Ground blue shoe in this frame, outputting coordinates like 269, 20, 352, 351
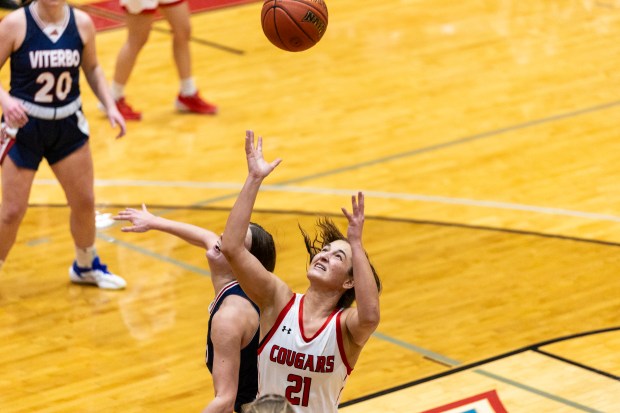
69, 257, 126, 290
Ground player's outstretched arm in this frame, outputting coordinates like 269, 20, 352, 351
114, 204, 218, 249
342, 192, 380, 347
221, 131, 289, 310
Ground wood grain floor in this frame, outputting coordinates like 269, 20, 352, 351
1, 0, 619, 411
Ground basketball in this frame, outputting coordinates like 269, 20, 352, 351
261, 0, 329, 52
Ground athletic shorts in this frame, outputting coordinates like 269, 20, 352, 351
120, 0, 184, 15
1, 110, 90, 171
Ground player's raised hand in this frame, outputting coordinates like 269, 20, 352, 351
113, 204, 155, 232
341, 192, 365, 243
245, 130, 281, 180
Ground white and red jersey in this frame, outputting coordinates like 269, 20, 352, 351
257, 293, 352, 413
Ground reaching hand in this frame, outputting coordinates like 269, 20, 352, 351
245, 130, 282, 180
113, 204, 155, 232
341, 192, 365, 243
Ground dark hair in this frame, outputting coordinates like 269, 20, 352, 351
299, 217, 381, 308
249, 222, 276, 272
242, 394, 294, 413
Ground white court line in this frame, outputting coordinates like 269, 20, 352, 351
34, 178, 620, 223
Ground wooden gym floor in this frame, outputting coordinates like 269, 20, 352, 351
1, 0, 619, 412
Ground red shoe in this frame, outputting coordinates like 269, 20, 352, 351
116, 97, 142, 121
175, 92, 218, 115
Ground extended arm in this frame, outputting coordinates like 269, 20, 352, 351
114, 204, 218, 249
220, 131, 289, 311
342, 192, 380, 346
75, 9, 126, 139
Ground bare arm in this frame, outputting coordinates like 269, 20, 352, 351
202, 298, 256, 413
220, 131, 291, 313
342, 193, 380, 347
114, 204, 218, 249
0, 10, 28, 130
75, 9, 126, 139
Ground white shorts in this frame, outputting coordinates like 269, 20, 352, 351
120, 0, 183, 15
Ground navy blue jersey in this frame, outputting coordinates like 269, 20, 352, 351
10, 4, 82, 107
206, 281, 259, 412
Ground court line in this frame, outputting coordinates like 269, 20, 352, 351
533, 348, 619, 380
76, 3, 246, 54
340, 327, 620, 411
474, 369, 606, 413
97, 232, 212, 277
33, 179, 620, 223
275, 100, 620, 186
372, 331, 460, 367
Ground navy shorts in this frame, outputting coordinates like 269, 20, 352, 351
1, 110, 89, 171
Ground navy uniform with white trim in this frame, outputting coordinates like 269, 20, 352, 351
206, 281, 260, 412
4, 2, 89, 170
0, 0, 126, 289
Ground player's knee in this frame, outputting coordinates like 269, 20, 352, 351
171, 24, 191, 43
128, 33, 150, 52
69, 193, 95, 214
0, 203, 27, 226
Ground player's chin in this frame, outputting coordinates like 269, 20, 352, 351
306, 268, 326, 280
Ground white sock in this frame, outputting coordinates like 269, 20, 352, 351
179, 77, 197, 96
111, 81, 125, 101
76, 246, 97, 268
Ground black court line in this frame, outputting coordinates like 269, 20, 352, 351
338, 326, 620, 408
151, 26, 245, 55
75, 3, 245, 55
275, 99, 620, 186
533, 348, 620, 381
29, 203, 620, 249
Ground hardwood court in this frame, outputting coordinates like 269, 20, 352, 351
1, 0, 620, 412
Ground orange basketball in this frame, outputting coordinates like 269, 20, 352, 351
261, 0, 329, 52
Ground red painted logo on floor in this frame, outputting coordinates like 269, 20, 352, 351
418, 390, 508, 413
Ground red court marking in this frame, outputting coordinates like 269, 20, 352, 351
419, 390, 508, 413
84, 0, 258, 31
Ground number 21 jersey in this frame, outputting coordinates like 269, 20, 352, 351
257, 293, 352, 412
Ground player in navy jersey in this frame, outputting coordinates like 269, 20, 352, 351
221, 131, 382, 412
113, 204, 276, 413
0, 0, 127, 288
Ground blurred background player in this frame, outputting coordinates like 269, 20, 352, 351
109, 0, 217, 120
114, 204, 276, 412
0, 0, 127, 289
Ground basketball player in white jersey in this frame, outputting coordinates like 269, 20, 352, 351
221, 131, 381, 413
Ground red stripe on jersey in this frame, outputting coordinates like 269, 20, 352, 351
257, 293, 296, 354
335, 310, 352, 375
208, 280, 238, 314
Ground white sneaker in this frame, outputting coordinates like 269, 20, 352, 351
69, 257, 126, 290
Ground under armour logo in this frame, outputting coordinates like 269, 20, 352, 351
282, 326, 292, 334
